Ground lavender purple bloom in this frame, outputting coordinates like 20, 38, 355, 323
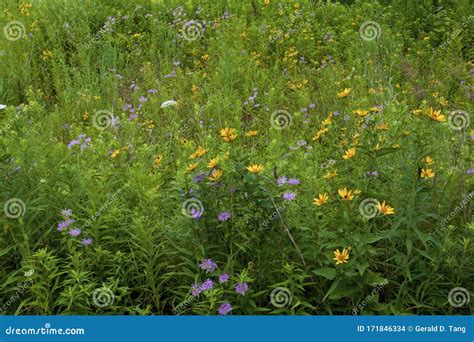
277, 176, 288, 186
235, 282, 249, 295
57, 219, 74, 231
200, 279, 214, 291
82, 238, 93, 246
218, 302, 232, 315
287, 178, 300, 185
219, 273, 229, 283
199, 259, 218, 273
218, 211, 231, 222
191, 283, 202, 297
68, 228, 81, 237
282, 192, 296, 201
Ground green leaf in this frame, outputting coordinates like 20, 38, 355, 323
357, 262, 370, 276
313, 268, 337, 280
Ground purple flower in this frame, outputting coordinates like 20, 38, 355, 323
287, 178, 300, 185
219, 273, 229, 283
147, 89, 158, 94
82, 238, 93, 246
200, 279, 214, 291
68, 134, 91, 151
235, 282, 249, 295
282, 191, 296, 201
139, 96, 148, 103
218, 302, 232, 315
191, 283, 202, 297
57, 219, 74, 231
60, 209, 72, 218
309, 103, 316, 109
193, 173, 205, 182
67, 139, 80, 149
333, 111, 340, 116
467, 168, 474, 175
68, 228, 81, 237
199, 259, 218, 273
218, 211, 231, 222
191, 208, 203, 220
277, 176, 288, 186
367, 170, 379, 177
296, 140, 307, 147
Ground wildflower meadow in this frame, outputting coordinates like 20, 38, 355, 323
0, 0, 473, 317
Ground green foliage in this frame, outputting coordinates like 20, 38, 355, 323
0, 0, 472, 315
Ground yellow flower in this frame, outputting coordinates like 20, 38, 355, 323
246, 164, 264, 174
323, 170, 337, 179
370, 106, 382, 113
343, 147, 356, 160
186, 162, 198, 172
41, 49, 53, 61
209, 169, 223, 181
353, 189, 362, 196
423, 156, 434, 165
82, 111, 89, 121
189, 146, 208, 159
377, 201, 395, 215
111, 149, 120, 158
321, 116, 332, 126
220, 127, 238, 142
207, 158, 219, 169
336, 88, 351, 99
245, 130, 259, 137
412, 109, 423, 116
338, 188, 355, 201
421, 168, 435, 178
376, 123, 389, 130
427, 107, 446, 122
333, 248, 351, 265
154, 154, 163, 167
353, 109, 368, 117
264, 0, 270, 5
312, 127, 329, 141
313, 193, 329, 206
